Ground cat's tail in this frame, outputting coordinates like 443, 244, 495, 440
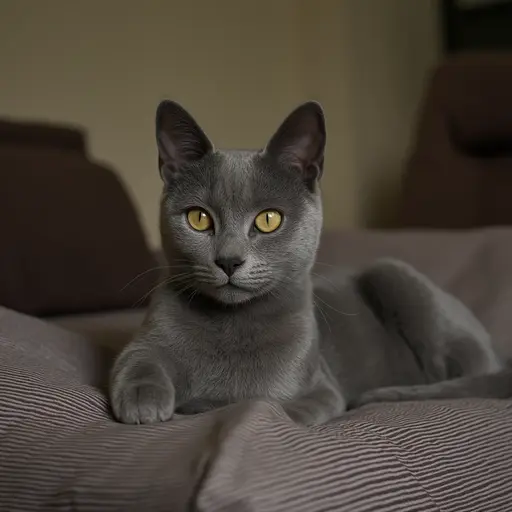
353, 366, 512, 408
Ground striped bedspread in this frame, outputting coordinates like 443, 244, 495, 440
1, 306, 512, 512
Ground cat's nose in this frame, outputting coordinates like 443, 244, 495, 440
215, 257, 245, 277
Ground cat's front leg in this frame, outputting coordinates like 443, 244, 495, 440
281, 376, 346, 426
110, 343, 176, 424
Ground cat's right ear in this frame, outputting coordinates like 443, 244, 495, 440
156, 100, 213, 182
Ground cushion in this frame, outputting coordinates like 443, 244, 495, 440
0, 120, 157, 316
433, 53, 512, 152
0, 118, 86, 153
49, 308, 147, 350
397, 53, 512, 229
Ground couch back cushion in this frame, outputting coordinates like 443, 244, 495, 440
0, 123, 157, 316
440, 54, 512, 156
397, 52, 512, 229
0, 118, 87, 153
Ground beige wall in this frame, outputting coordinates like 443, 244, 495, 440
341, 0, 441, 226
0, 0, 439, 247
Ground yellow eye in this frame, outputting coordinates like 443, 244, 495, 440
187, 209, 213, 231
254, 210, 282, 233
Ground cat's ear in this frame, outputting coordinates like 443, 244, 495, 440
156, 100, 213, 182
264, 101, 326, 189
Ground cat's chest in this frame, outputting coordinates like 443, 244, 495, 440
174, 311, 313, 402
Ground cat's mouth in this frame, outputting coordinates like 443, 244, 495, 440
197, 271, 272, 305
210, 280, 259, 305
217, 281, 251, 292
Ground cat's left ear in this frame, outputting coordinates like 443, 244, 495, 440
264, 101, 326, 189
156, 100, 214, 182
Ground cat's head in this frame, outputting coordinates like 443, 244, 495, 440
156, 100, 325, 305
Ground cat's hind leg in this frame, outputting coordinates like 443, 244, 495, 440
353, 259, 505, 406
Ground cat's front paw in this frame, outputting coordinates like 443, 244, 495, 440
111, 369, 176, 425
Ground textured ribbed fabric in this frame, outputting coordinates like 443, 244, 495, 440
1, 306, 512, 512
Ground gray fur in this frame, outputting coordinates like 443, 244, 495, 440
110, 101, 510, 426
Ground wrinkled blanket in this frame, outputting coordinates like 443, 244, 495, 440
1, 306, 512, 511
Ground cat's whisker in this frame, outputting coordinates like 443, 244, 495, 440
270, 270, 357, 316
314, 261, 339, 269
265, 275, 301, 302
311, 272, 342, 292
174, 282, 198, 301
131, 272, 193, 308
187, 289, 198, 306
121, 265, 191, 291
193, 271, 215, 278
313, 299, 332, 334
313, 292, 359, 317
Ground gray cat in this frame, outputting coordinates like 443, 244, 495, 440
110, 100, 510, 426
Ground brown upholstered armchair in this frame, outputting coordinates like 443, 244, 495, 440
397, 53, 512, 228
